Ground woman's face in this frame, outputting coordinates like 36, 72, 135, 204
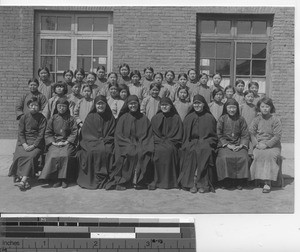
225, 88, 234, 99
57, 104, 68, 115
72, 85, 80, 95
160, 103, 171, 113
150, 87, 159, 98
39, 69, 49, 82
28, 102, 40, 114
97, 69, 106, 79
226, 105, 237, 116
28, 82, 39, 93
120, 67, 129, 77
200, 75, 208, 85
236, 83, 245, 93
128, 101, 139, 113
120, 89, 128, 100
87, 74, 96, 85
154, 75, 163, 84
193, 101, 204, 113
178, 76, 187, 86
144, 69, 153, 80
109, 86, 118, 98
64, 72, 73, 83
188, 70, 197, 81
214, 91, 223, 102
76, 72, 84, 82
82, 87, 92, 99
245, 93, 254, 104
55, 85, 64, 95
131, 74, 140, 84
108, 74, 117, 85
250, 84, 258, 95
213, 74, 222, 85
96, 101, 106, 113
178, 89, 188, 100
165, 72, 174, 83
260, 102, 271, 115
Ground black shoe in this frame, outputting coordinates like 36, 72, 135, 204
53, 181, 62, 188
62, 180, 68, 189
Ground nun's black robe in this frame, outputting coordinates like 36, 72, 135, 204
106, 97, 154, 189
149, 102, 183, 189
77, 101, 116, 189
178, 109, 217, 190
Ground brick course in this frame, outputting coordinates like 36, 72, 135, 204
0, 6, 294, 142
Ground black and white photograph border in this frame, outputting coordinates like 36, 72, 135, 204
0, 0, 298, 251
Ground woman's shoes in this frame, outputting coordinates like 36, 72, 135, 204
13, 176, 21, 183
190, 186, 197, 194
53, 181, 62, 188
262, 184, 271, 193
116, 185, 126, 191
17, 181, 31, 191
62, 180, 68, 189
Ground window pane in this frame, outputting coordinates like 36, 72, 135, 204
57, 57, 71, 71
252, 60, 266, 75
236, 43, 251, 58
216, 21, 231, 34
200, 59, 215, 76
41, 39, 55, 54
236, 60, 250, 75
41, 16, 56, 30
200, 42, 215, 58
252, 43, 266, 58
78, 40, 92, 55
77, 57, 91, 71
216, 60, 230, 75
216, 42, 231, 58
93, 40, 107, 55
237, 21, 251, 34
252, 21, 267, 34
200, 20, 215, 33
57, 17, 71, 31
78, 17, 93, 31
94, 17, 109, 31
41, 56, 55, 71
57, 39, 71, 55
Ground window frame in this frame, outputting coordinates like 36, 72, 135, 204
34, 11, 113, 82
196, 14, 273, 94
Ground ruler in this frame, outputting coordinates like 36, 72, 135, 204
0, 217, 196, 252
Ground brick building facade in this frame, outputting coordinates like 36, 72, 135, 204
0, 6, 294, 142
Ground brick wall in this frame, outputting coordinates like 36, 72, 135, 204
0, 6, 294, 142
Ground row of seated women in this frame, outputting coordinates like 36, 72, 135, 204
9, 94, 282, 194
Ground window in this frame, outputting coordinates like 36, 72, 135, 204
197, 14, 273, 94
35, 12, 113, 82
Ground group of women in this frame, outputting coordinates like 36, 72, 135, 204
9, 65, 282, 194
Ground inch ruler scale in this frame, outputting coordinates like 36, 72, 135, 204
0, 217, 196, 252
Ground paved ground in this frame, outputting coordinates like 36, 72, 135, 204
0, 140, 294, 214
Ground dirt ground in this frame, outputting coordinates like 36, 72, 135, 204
0, 140, 294, 214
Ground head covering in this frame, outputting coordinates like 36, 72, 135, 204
90, 95, 113, 117
118, 95, 142, 119
186, 94, 210, 116
157, 97, 178, 116
222, 98, 240, 117
53, 97, 70, 116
